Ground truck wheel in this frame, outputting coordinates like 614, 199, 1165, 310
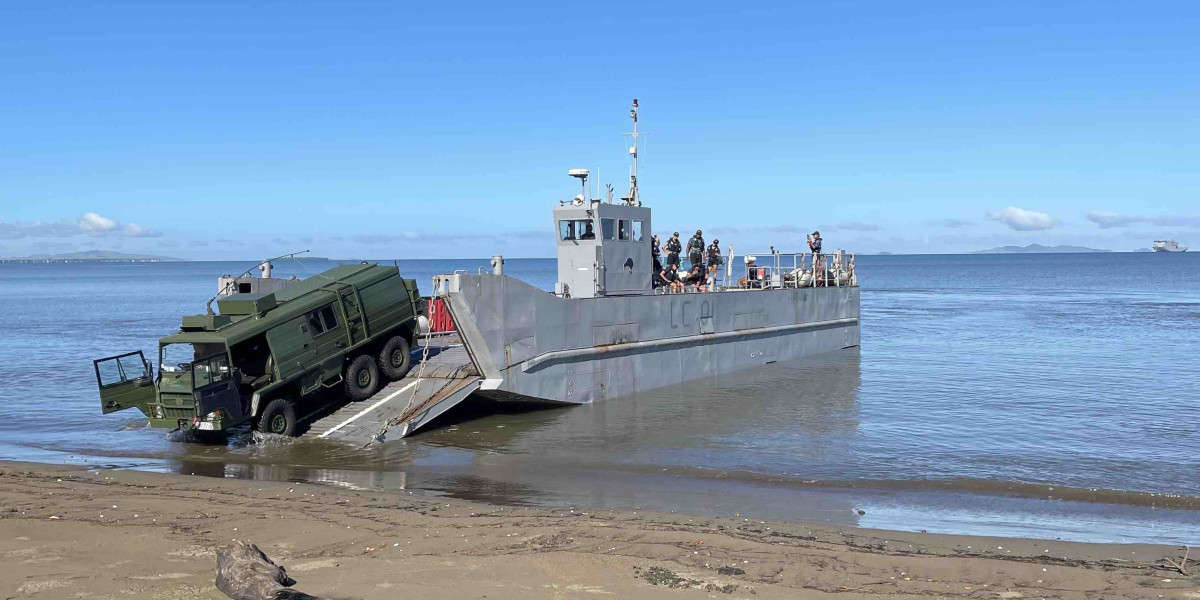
378, 335, 412, 380
345, 354, 380, 401
257, 398, 296, 437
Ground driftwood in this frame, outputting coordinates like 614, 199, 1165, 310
1163, 546, 1190, 576
215, 540, 322, 600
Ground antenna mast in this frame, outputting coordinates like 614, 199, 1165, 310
625, 98, 641, 206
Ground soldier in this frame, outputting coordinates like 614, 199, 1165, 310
683, 263, 706, 292
705, 238, 722, 283
806, 230, 822, 255
664, 232, 682, 268
687, 229, 705, 271
660, 263, 684, 293
651, 235, 664, 289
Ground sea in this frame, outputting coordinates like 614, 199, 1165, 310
2, 253, 1198, 545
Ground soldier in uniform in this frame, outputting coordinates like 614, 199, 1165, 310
683, 263, 707, 292
665, 232, 682, 268
705, 238, 722, 283
686, 229, 705, 272
651, 235, 664, 289
660, 263, 684, 293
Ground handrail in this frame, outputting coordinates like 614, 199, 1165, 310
737, 250, 857, 289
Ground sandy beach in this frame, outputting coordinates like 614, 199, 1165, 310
1, 461, 1195, 599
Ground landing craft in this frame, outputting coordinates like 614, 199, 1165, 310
309, 100, 863, 442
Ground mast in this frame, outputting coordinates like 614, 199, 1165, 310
625, 98, 641, 206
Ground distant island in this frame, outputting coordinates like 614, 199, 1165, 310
1133, 248, 1153, 253
971, 244, 1110, 254
0, 250, 183, 263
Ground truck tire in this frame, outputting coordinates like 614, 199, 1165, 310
378, 335, 412, 380
344, 354, 380, 401
257, 398, 296, 437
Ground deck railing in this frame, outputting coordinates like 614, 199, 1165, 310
735, 250, 857, 289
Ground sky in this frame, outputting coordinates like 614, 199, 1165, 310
1, 1, 1198, 259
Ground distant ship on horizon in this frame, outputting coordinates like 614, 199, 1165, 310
1152, 240, 1188, 253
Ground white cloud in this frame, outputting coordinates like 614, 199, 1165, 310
77, 212, 118, 232
0, 212, 159, 239
986, 206, 1056, 231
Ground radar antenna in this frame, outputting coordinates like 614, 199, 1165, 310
623, 98, 642, 206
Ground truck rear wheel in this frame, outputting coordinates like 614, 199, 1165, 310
345, 354, 380, 401
378, 335, 412, 380
257, 398, 296, 437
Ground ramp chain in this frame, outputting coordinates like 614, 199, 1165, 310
368, 324, 438, 444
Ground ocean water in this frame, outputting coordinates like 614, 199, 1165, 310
2, 253, 1198, 544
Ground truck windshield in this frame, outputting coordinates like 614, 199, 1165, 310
160, 344, 196, 372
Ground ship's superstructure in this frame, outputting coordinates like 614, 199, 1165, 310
308, 100, 862, 441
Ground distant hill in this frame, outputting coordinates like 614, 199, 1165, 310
1133, 248, 1153, 253
971, 244, 1110, 254
0, 250, 183, 263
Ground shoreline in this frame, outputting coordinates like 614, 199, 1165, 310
2, 460, 1195, 599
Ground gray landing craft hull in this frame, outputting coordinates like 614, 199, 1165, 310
313, 274, 860, 441
444, 273, 860, 405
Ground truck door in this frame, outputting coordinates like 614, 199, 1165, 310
94, 351, 155, 415
191, 352, 244, 422
305, 303, 345, 383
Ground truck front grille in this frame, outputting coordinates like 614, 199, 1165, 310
161, 407, 195, 420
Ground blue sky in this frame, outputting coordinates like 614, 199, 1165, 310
1, 1, 1197, 258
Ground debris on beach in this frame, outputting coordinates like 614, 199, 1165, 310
636, 565, 738, 593
215, 540, 322, 600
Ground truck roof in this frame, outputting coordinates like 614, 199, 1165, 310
160, 263, 398, 347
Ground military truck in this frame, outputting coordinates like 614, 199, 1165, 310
93, 263, 424, 437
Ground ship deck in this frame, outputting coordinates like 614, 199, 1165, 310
304, 339, 481, 442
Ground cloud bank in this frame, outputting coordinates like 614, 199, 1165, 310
1086, 211, 1200, 229
0, 212, 160, 239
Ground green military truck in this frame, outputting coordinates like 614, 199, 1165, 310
93, 263, 424, 437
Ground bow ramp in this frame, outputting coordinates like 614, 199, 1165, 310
305, 341, 484, 442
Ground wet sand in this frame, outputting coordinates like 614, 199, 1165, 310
2, 461, 1196, 599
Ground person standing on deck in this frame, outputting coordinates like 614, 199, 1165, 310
706, 239, 722, 284
687, 229, 705, 272
807, 231, 824, 286
665, 232, 682, 268
651, 235, 664, 289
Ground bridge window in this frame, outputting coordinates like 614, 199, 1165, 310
601, 218, 615, 240
618, 219, 631, 240
633, 220, 644, 242
558, 219, 595, 241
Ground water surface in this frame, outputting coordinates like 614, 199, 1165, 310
2, 253, 1198, 544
